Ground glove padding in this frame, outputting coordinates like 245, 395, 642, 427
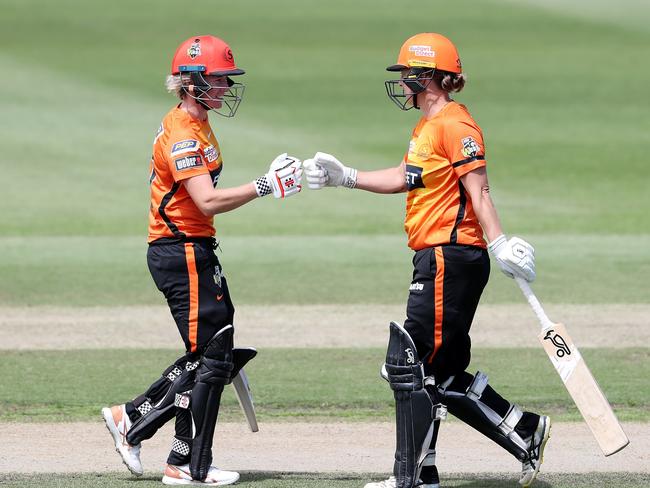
254, 153, 302, 198
304, 152, 357, 189
488, 235, 536, 282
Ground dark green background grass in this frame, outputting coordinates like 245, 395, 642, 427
3, 472, 650, 488
0, 0, 649, 307
2, 348, 647, 423
0, 234, 648, 305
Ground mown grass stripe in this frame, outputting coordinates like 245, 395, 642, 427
2, 348, 647, 423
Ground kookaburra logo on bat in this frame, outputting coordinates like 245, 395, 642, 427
543, 329, 571, 358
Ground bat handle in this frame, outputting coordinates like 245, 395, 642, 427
515, 277, 554, 330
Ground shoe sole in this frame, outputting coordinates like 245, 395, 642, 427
521, 418, 552, 488
101, 407, 143, 477
162, 474, 240, 486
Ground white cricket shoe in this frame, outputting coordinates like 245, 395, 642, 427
101, 404, 143, 476
519, 415, 551, 487
162, 464, 240, 486
364, 476, 396, 488
363, 475, 438, 488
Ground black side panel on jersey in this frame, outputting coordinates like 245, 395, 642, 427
158, 182, 185, 238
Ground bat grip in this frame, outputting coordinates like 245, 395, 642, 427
515, 277, 554, 330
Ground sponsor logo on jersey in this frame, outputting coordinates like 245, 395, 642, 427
204, 145, 219, 163
409, 282, 424, 291
408, 140, 416, 154
461, 136, 481, 158
174, 155, 203, 171
405, 164, 425, 190
188, 40, 201, 59
171, 139, 199, 156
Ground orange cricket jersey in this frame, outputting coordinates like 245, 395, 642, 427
148, 106, 224, 243
404, 101, 487, 251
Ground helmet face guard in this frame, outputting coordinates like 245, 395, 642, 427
182, 69, 245, 118
385, 68, 434, 111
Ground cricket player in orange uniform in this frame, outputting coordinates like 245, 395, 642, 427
102, 35, 302, 486
305, 33, 550, 488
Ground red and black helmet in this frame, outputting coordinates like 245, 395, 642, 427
171, 35, 245, 117
171, 35, 245, 76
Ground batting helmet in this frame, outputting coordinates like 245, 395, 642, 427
386, 33, 461, 74
385, 33, 462, 111
170, 35, 245, 117
171, 35, 245, 76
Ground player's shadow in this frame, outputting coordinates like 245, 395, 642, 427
123, 472, 554, 487
236, 472, 555, 487
449, 479, 553, 487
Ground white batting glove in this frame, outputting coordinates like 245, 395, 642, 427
488, 235, 536, 282
254, 153, 302, 198
303, 158, 327, 190
305, 152, 357, 189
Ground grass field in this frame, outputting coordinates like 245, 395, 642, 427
2, 348, 647, 423
1, 0, 648, 484
0, 0, 648, 307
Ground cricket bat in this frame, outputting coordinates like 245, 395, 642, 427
515, 277, 629, 456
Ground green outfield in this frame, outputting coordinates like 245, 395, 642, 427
0, 234, 648, 306
0, 0, 649, 307
2, 348, 647, 423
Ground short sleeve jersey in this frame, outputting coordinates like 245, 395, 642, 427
148, 106, 224, 243
404, 102, 487, 251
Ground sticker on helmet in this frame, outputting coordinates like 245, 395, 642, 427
174, 155, 203, 171
171, 139, 199, 156
225, 48, 233, 61
188, 39, 201, 59
461, 137, 481, 158
409, 45, 436, 58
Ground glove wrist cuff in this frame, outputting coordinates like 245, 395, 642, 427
487, 234, 507, 254
254, 175, 272, 197
343, 167, 358, 189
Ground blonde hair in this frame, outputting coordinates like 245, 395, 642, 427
165, 74, 189, 99
434, 71, 466, 93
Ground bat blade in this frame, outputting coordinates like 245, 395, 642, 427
232, 368, 259, 433
539, 322, 629, 456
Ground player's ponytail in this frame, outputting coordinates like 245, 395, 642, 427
434, 71, 466, 93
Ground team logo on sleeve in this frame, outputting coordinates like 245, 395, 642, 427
171, 139, 199, 156
203, 145, 220, 163
174, 155, 203, 171
461, 136, 481, 158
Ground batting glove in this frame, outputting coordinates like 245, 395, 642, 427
254, 153, 302, 198
488, 235, 536, 282
304, 152, 357, 189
